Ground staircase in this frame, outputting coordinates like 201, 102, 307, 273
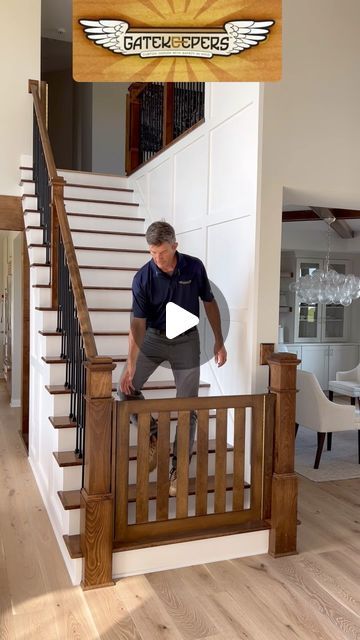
22, 158, 269, 584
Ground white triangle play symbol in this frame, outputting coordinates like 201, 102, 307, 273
166, 302, 199, 339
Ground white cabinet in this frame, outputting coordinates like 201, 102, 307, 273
285, 343, 359, 390
328, 345, 359, 381
301, 345, 329, 389
294, 258, 351, 343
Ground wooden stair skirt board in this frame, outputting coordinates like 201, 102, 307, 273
58, 470, 245, 510
64, 519, 270, 561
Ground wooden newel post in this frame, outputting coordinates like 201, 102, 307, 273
267, 352, 300, 557
80, 357, 116, 589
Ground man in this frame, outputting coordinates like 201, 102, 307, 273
118, 220, 227, 496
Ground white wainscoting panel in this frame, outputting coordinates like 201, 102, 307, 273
208, 106, 259, 220
209, 82, 260, 124
174, 135, 208, 230
148, 158, 174, 223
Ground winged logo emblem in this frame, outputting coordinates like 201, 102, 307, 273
79, 19, 275, 58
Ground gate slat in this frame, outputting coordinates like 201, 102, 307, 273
136, 413, 150, 524
176, 411, 190, 519
232, 407, 245, 511
214, 409, 227, 513
156, 411, 171, 521
196, 409, 209, 516
250, 397, 265, 517
115, 402, 130, 541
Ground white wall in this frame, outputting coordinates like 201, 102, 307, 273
130, 83, 262, 397
254, 0, 360, 389
92, 84, 128, 175
0, 0, 41, 195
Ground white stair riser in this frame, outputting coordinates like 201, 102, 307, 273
95, 335, 129, 354
28, 246, 47, 264
23, 195, 38, 210
64, 199, 140, 217
51, 394, 73, 415
60, 465, 82, 491
72, 231, 147, 251
64, 185, 134, 203
26, 228, 45, 245
67, 510, 81, 536
59, 170, 130, 190
57, 427, 77, 451
33, 287, 52, 307
68, 215, 144, 234
77, 249, 147, 269
81, 269, 136, 288
84, 289, 132, 308
20, 168, 33, 181
31, 266, 50, 285
24, 211, 41, 227
46, 363, 67, 386
40, 334, 62, 357
21, 181, 36, 195
38, 310, 131, 333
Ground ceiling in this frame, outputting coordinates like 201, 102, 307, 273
42, 0, 72, 42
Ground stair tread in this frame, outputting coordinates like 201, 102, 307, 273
46, 380, 210, 395
71, 229, 145, 237
68, 212, 145, 222
21, 178, 134, 193
40, 330, 129, 336
58, 469, 241, 509
63, 534, 82, 559
64, 196, 139, 207
43, 355, 127, 364
49, 416, 77, 429
64, 519, 271, 560
28, 243, 146, 254
53, 451, 82, 466
37, 307, 132, 313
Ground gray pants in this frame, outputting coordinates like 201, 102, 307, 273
117, 327, 200, 468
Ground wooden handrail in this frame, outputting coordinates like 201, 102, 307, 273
29, 80, 57, 181
29, 79, 97, 359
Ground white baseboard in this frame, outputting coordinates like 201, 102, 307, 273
112, 529, 269, 579
10, 398, 21, 408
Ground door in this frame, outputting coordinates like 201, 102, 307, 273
322, 261, 351, 342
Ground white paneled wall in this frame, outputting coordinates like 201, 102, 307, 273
129, 83, 262, 396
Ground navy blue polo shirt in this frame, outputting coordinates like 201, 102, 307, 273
132, 252, 214, 330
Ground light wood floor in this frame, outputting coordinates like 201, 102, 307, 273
1, 380, 360, 640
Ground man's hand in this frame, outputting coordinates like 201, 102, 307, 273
119, 362, 135, 395
214, 342, 227, 367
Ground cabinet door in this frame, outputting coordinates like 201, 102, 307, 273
328, 345, 359, 381
294, 260, 322, 342
322, 262, 351, 342
301, 345, 329, 389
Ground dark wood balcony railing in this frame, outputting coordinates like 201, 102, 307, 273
126, 82, 205, 174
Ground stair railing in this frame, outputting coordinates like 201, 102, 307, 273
29, 79, 115, 589
125, 82, 205, 174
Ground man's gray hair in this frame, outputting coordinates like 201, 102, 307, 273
145, 221, 176, 246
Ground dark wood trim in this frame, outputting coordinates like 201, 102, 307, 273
267, 353, 300, 557
0, 196, 24, 231
80, 358, 115, 589
283, 208, 360, 222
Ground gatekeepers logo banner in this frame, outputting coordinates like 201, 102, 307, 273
73, 0, 281, 82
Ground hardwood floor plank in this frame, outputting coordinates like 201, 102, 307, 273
146, 570, 218, 639
2, 379, 360, 640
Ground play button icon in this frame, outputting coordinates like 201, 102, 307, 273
166, 302, 199, 339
